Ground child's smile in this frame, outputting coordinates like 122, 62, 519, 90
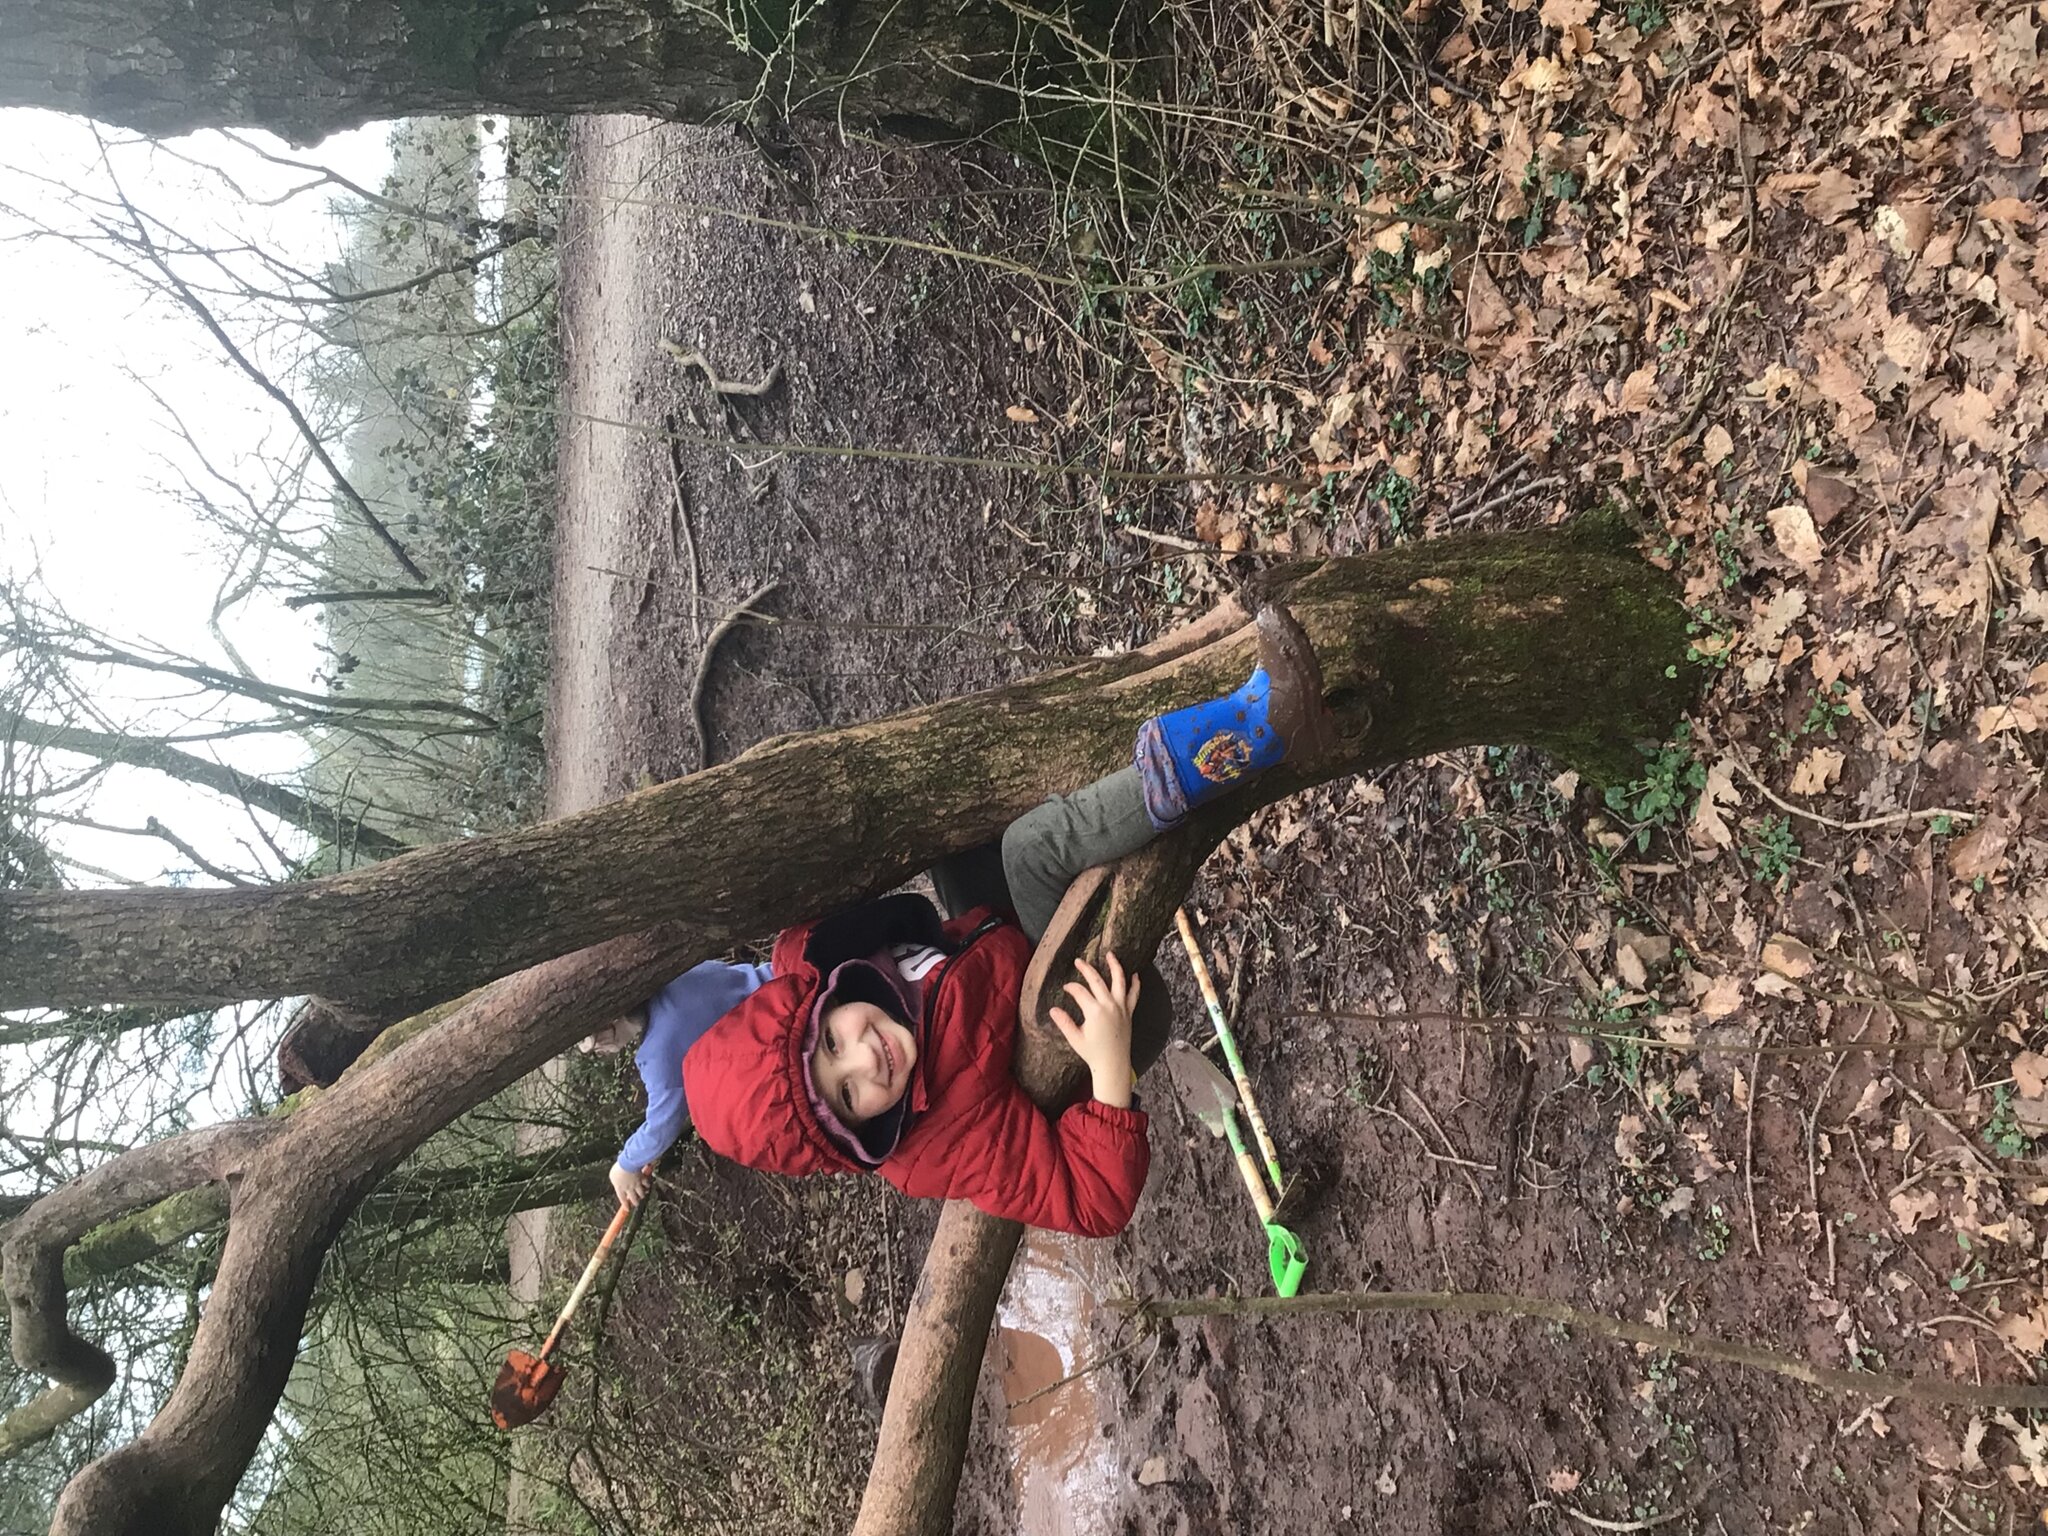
811, 999, 918, 1126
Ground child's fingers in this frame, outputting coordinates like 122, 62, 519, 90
1072, 955, 1105, 997
1049, 1007, 1084, 1051
1102, 950, 1132, 1005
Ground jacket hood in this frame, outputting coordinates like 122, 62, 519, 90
683, 970, 857, 1177
684, 898, 944, 1179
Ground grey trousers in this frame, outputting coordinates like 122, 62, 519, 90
1002, 767, 1157, 940
929, 768, 1156, 941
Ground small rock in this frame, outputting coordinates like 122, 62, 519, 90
844, 1267, 867, 1306
1137, 1455, 1170, 1487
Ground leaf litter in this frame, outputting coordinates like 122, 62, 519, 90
1063, 0, 2048, 1518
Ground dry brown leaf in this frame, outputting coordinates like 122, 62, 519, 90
1569, 1036, 1595, 1074
1464, 261, 1514, 342
1949, 815, 2012, 882
1762, 933, 1817, 979
1004, 404, 1040, 424
1519, 56, 1576, 98
1890, 1187, 1940, 1234
1538, 0, 1596, 24
1619, 365, 1659, 414
1615, 1113, 1649, 1166
1690, 757, 1740, 850
1703, 423, 1735, 463
1803, 473, 1856, 526
1768, 502, 1824, 568
1546, 1467, 1583, 1494
1802, 168, 1868, 225
1929, 384, 2003, 451
1874, 201, 1935, 257
1845, 1078, 1892, 1123
1788, 747, 1843, 795
1999, 1304, 2048, 1357
1882, 315, 1932, 374
2013, 1051, 2048, 1101
1978, 196, 2039, 226
1976, 700, 2043, 740
1699, 973, 1745, 1019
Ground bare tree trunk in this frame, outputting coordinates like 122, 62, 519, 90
1, 712, 408, 860
0, 0, 1121, 144
0, 533, 1694, 1012
857, 817, 1226, 1534
2, 534, 1694, 1536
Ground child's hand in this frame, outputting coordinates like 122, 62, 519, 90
1048, 952, 1140, 1110
610, 1162, 651, 1209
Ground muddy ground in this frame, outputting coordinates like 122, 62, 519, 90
539, 80, 2043, 1535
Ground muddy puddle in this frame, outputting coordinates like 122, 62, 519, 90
993, 1231, 1124, 1534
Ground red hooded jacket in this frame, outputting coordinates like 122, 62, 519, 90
682, 894, 1150, 1237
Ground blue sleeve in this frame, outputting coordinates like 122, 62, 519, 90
617, 960, 773, 1170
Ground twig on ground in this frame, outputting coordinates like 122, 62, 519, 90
690, 580, 780, 769
1659, 38, 1756, 454
1003, 1327, 1152, 1412
659, 339, 783, 397
1449, 475, 1565, 529
1901, 1084, 2001, 1177
1729, 754, 1977, 834
1360, 1098, 1494, 1184
1297, 1008, 1956, 1058
1121, 525, 1226, 555
1805, 1021, 1862, 1292
1745, 1026, 1768, 1258
1401, 1083, 1488, 1199
661, 419, 704, 645
1444, 452, 1532, 521
1552, 1504, 1691, 1533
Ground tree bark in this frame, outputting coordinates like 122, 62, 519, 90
0, 532, 1695, 1012
0, 0, 1113, 144
3, 533, 1694, 1536
856, 818, 1230, 1535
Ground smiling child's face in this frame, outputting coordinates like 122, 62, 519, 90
809, 999, 918, 1126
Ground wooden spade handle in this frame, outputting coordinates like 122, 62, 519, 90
1219, 1104, 1276, 1223
537, 1202, 632, 1361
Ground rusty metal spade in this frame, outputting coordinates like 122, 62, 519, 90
1162, 1041, 1307, 1297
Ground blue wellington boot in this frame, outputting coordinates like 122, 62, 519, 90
1135, 603, 1337, 830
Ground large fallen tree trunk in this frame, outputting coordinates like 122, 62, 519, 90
0, 528, 1689, 1013
4, 530, 1695, 1536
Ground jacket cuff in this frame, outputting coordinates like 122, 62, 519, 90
1077, 1098, 1148, 1134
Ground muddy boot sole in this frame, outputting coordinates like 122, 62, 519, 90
1253, 602, 1340, 766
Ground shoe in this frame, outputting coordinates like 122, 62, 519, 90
851, 1335, 899, 1420
1134, 603, 1336, 829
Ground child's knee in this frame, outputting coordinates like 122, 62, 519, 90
1002, 802, 1058, 885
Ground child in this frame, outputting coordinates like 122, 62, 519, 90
581, 962, 773, 1210
598, 606, 1327, 1245
674, 603, 1335, 1237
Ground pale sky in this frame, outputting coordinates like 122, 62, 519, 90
0, 109, 394, 885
